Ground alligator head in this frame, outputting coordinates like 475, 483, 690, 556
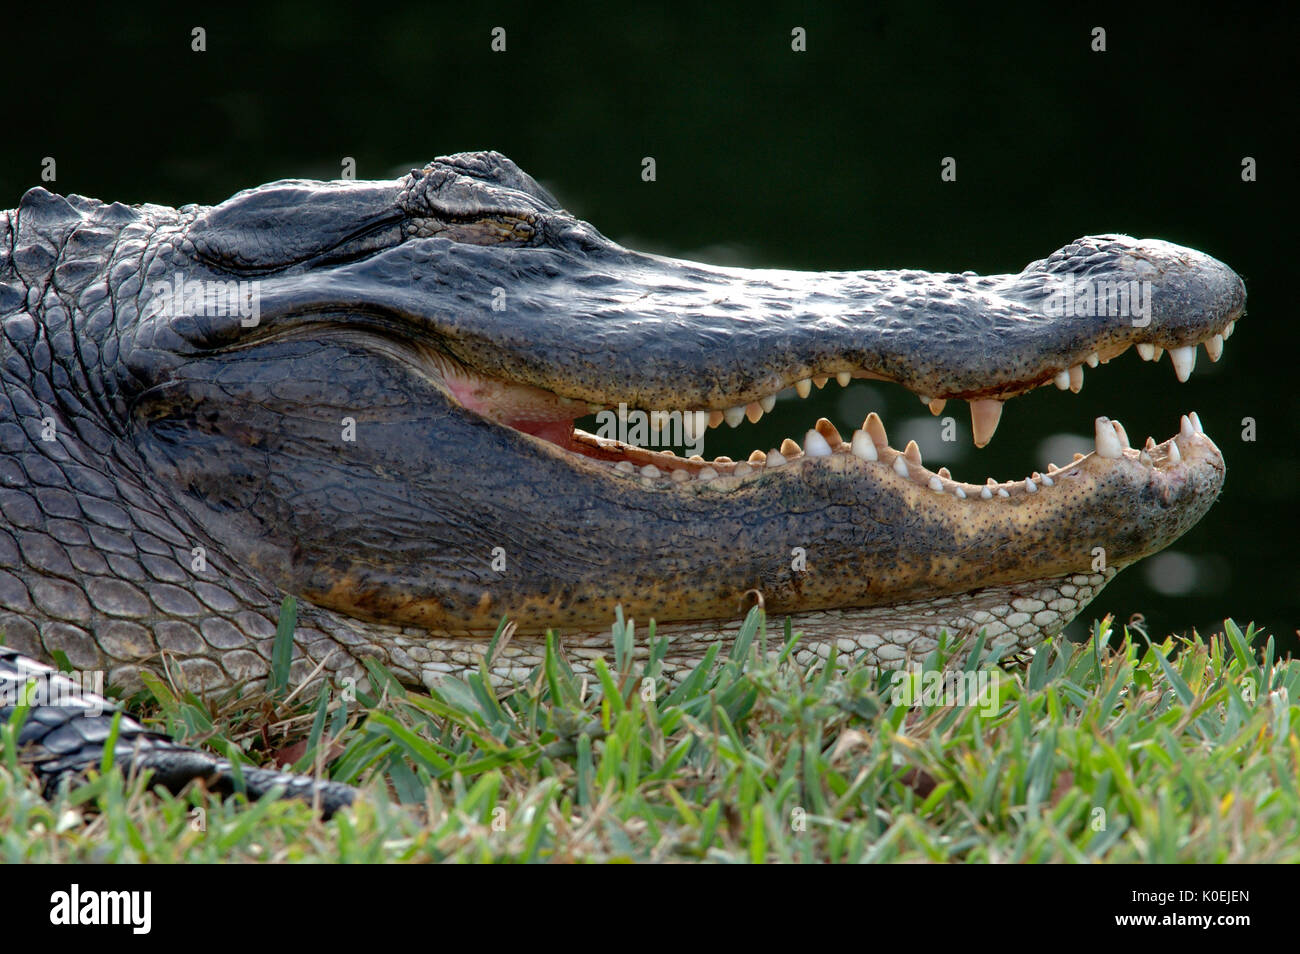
0, 151, 1243, 688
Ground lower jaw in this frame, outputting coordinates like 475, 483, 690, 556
370, 566, 1119, 688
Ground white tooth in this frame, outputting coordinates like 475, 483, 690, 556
997, 488, 1009, 498
980, 486, 993, 499
759, 394, 777, 413
1112, 420, 1130, 449
615, 460, 635, 474
1189, 411, 1203, 433
640, 465, 662, 478
1167, 441, 1181, 464
1169, 345, 1196, 382
928, 476, 944, 492
955, 487, 967, 499
1180, 415, 1196, 440
794, 379, 812, 399
1152, 347, 1164, 361
1205, 334, 1224, 362
1086, 352, 1100, 368
1136, 343, 1156, 361
1068, 365, 1084, 392
766, 449, 787, 468
698, 466, 718, 481
671, 469, 689, 482
920, 395, 933, 407
850, 430, 878, 462
1024, 478, 1037, 493
1094, 417, 1123, 459
733, 462, 753, 477
1222, 321, 1234, 340
804, 430, 832, 457
1054, 370, 1070, 390
893, 456, 909, 478
745, 402, 764, 424
969, 399, 1003, 448
836, 371, 852, 387
723, 405, 746, 427
1041, 474, 1053, 486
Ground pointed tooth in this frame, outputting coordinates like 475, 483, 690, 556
748, 450, 767, 465
1167, 441, 1181, 465
744, 402, 764, 424
997, 488, 1009, 498
1136, 343, 1156, 361
1222, 321, 1234, 340
1169, 345, 1196, 382
938, 467, 952, 479
804, 429, 832, 457
955, 487, 967, 499
892, 456, 909, 478
780, 438, 802, 457
1151, 346, 1163, 361
1180, 415, 1196, 440
733, 462, 753, 477
1205, 334, 1224, 362
1040, 474, 1053, 486
1189, 411, 1203, 433
928, 476, 944, 493
969, 399, 1003, 448
980, 486, 993, 499
1094, 416, 1123, 459
1138, 451, 1153, 467
1086, 352, 1100, 368
814, 417, 844, 447
1112, 420, 1130, 449
904, 440, 923, 466
1073, 452, 1085, 462
708, 410, 724, 428
1143, 436, 1157, 451
1068, 365, 1084, 392
698, 466, 718, 481
766, 449, 787, 467
723, 405, 746, 427
794, 378, 812, 399
928, 398, 947, 416
1024, 478, 1037, 493
812, 375, 829, 389
836, 371, 852, 387
1054, 370, 1070, 390
850, 430, 878, 462
759, 394, 777, 413
864, 412, 888, 447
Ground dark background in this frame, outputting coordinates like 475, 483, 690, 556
4, 2, 1295, 651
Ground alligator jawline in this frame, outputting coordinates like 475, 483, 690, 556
437, 326, 1236, 498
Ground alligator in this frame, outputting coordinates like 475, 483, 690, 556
0, 151, 1242, 808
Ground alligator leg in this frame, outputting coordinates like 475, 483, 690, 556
0, 649, 355, 817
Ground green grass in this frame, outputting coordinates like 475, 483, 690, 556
2, 610, 1297, 862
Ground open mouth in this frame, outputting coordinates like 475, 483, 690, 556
437, 313, 1238, 496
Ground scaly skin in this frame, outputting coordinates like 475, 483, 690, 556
0, 151, 1243, 696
